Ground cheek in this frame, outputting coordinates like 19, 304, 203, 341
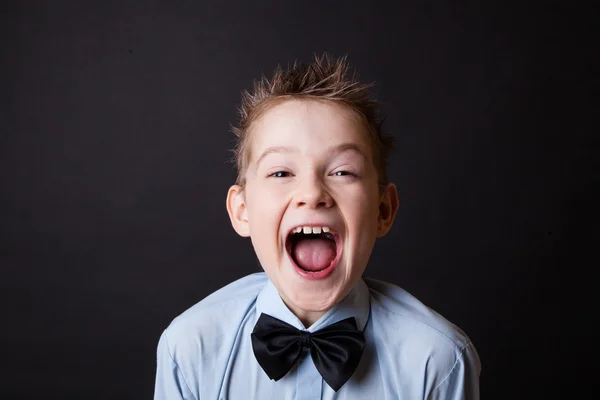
246, 187, 287, 236
346, 185, 380, 220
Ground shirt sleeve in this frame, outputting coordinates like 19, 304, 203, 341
154, 329, 197, 400
429, 341, 481, 400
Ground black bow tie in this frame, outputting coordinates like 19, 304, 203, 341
251, 313, 365, 391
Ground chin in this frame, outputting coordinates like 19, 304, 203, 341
283, 271, 348, 311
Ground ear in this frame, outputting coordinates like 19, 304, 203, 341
377, 183, 399, 237
226, 185, 250, 237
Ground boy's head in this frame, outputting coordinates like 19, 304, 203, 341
226, 54, 399, 326
231, 54, 393, 188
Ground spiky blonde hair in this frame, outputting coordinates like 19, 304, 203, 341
231, 53, 393, 187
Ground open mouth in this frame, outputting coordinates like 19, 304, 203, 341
285, 225, 341, 279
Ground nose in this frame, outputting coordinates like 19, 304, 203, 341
294, 175, 333, 209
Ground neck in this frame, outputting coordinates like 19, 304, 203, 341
283, 302, 327, 328
297, 311, 325, 328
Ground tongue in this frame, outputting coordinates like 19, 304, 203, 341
293, 237, 336, 271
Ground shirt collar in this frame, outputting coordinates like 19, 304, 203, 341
255, 278, 370, 332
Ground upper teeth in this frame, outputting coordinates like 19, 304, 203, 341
293, 226, 331, 234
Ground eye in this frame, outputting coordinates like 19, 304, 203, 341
332, 170, 354, 177
269, 171, 293, 178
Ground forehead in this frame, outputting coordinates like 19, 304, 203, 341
248, 99, 371, 160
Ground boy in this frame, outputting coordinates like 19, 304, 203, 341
154, 54, 480, 399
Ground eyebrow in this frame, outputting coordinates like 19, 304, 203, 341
330, 143, 367, 159
255, 143, 367, 167
255, 146, 299, 167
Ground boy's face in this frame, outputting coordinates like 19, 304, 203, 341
227, 99, 398, 324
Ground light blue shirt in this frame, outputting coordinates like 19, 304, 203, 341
154, 273, 480, 399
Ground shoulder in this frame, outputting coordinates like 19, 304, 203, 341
161, 272, 268, 355
364, 277, 480, 390
365, 277, 471, 347
155, 273, 268, 398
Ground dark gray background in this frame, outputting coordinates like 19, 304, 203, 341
1, 1, 595, 399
